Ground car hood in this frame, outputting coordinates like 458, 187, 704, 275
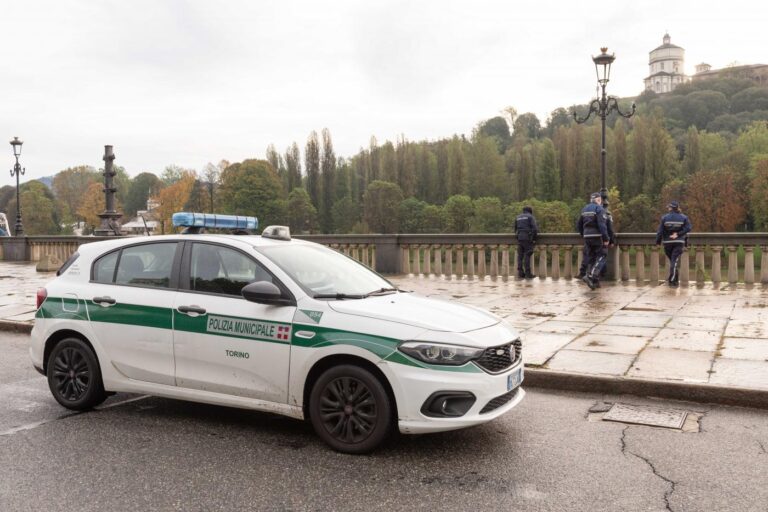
327, 293, 499, 333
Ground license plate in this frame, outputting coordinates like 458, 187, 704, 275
507, 367, 523, 391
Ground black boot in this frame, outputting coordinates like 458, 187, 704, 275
525, 273, 536, 279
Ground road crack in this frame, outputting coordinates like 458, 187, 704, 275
758, 440, 767, 455
620, 425, 678, 512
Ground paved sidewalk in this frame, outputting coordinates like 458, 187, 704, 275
1, 262, 767, 402
390, 275, 768, 393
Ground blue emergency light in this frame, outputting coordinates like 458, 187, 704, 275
172, 212, 258, 231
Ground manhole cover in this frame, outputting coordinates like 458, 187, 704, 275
603, 403, 688, 429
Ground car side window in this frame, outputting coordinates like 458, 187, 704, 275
115, 243, 177, 288
93, 251, 118, 283
190, 243, 273, 296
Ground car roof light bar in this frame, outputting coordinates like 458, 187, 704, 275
172, 212, 258, 233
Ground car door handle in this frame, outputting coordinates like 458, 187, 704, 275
177, 305, 207, 315
92, 296, 116, 306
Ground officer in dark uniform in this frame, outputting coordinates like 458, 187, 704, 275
577, 205, 616, 285
577, 192, 609, 290
515, 206, 538, 279
655, 200, 692, 287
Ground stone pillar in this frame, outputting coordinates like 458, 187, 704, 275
744, 246, 755, 285
727, 246, 739, 284
550, 245, 560, 280
490, 245, 499, 278
680, 248, 690, 285
650, 246, 660, 284
456, 245, 464, 278
761, 246, 768, 285
423, 245, 431, 275
445, 245, 453, 279
433, 245, 442, 277
466, 246, 475, 280
501, 245, 510, 280
413, 246, 422, 275
538, 246, 547, 279
576, 248, 583, 276
401, 246, 411, 274
695, 246, 706, 284
563, 245, 573, 279
477, 245, 486, 279
620, 246, 630, 281
711, 246, 722, 284
636, 247, 645, 283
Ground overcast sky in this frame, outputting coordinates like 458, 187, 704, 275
0, 0, 766, 187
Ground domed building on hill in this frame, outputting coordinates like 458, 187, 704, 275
643, 33, 689, 93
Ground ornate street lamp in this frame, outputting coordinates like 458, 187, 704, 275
572, 47, 636, 207
9, 137, 25, 236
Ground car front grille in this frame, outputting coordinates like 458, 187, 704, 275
474, 339, 522, 374
480, 388, 520, 414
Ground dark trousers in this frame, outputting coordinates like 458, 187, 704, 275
517, 241, 534, 276
579, 245, 610, 278
664, 243, 685, 284
583, 240, 607, 281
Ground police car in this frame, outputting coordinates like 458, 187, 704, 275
31, 212, 524, 453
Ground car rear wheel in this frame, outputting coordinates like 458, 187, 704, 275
309, 364, 393, 454
47, 337, 107, 410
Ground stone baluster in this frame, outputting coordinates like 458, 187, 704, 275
576, 248, 583, 277
401, 245, 411, 274
680, 248, 690, 285
477, 245, 486, 279
550, 245, 560, 280
413, 245, 422, 275
423, 245, 432, 275
362, 245, 370, 268
538, 246, 547, 279
636, 247, 646, 283
744, 246, 755, 285
445, 245, 453, 279
501, 245, 510, 280
563, 245, 573, 279
649, 246, 660, 284
762, 246, 768, 285
620, 246, 630, 281
456, 245, 464, 278
433, 245, 442, 277
512, 247, 519, 277
466, 246, 475, 280
711, 246, 722, 283
695, 246, 706, 284
490, 245, 499, 279
727, 246, 739, 284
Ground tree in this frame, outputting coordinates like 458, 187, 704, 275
534, 139, 560, 201
736, 121, 768, 158
155, 172, 196, 233
398, 197, 426, 233
287, 187, 318, 234
471, 197, 504, 233
363, 181, 402, 233
305, 131, 321, 210
731, 87, 768, 114
684, 168, 746, 231
76, 182, 109, 233
422, 204, 445, 233
161, 164, 188, 185
0, 185, 15, 213
330, 196, 359, 234
123, 172, 162, 217
477, 116, 512, 153
218, 160, 286, 227
320, 128, 336, 233
51, 165, 100, 221
512, 113, 541, 140
447, 136, 468, 196
443, 195, 474, 233
621, 195, 657, 232
284, 143, 302, 193
749, 159, 768, 230
201, 163, 220, 213
683, 126, 701, 174
7, 181, 61, 235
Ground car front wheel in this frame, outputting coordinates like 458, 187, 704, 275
309, 364, 393, 454
47, 337, 107, 410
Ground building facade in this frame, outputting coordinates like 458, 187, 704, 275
643, 33, 689, 93
692, 62, 768, 86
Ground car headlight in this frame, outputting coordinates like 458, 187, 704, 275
398, 342, 484, 366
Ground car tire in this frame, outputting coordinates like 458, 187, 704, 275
47, 337, 107, 410
309, 364, 393, 454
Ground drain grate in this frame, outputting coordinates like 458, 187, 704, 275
602, 403, 688, 429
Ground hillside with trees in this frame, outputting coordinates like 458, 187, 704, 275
2, 76, 767, 235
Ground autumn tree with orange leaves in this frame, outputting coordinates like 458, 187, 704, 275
683, 168, 746, 232
154, 172, 196, 233
77, 182, 124, 233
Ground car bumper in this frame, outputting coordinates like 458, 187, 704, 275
385, 359, 525, 434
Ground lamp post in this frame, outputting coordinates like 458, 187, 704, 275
572, 47, 636, 208
9, 137, 25, 236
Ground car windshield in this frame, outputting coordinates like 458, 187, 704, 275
258, 244, 393, 298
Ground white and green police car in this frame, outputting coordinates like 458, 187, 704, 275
31, 213, 524, 453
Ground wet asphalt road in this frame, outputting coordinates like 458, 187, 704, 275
1, 332, 767, 512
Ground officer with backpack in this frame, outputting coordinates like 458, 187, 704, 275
577, 192, 609, 290
655, 200, 692, 287
515, 206, 539, 279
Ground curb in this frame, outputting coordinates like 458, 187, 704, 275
524, 367, 768, 410
0, 320, 33, 334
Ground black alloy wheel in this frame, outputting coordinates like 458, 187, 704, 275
47, 337, 107, 410
309, 365, 393, 454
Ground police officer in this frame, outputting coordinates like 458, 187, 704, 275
577, 192, 609, 290
515, 206, 538, 279
576, 205, 616, 285
655, 200, 692, 287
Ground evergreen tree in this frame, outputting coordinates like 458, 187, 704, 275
305, 131, 321, 211
320, 128, 336, 232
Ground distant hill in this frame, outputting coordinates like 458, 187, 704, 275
37, 176, 54, 189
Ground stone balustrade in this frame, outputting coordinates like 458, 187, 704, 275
2, 233, 766, 284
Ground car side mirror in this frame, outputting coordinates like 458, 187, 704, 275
241, 281, 293, 306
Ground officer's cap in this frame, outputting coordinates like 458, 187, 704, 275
590, 192, 601, 200
668, 200, 679, 209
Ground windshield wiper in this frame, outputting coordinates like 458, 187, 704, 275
363, 287, 399, 298
312, 293, 365, 300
